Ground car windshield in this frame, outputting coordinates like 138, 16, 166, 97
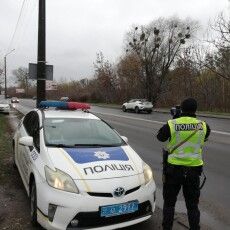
44, 118, 125, 147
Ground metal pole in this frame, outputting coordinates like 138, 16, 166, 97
4, 56, 7, 99
36, 0, 46, 107
25, 72, 28, 97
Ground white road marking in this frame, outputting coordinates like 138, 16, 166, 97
211, 130, 230, 136
93, 111, 230, 136
92, 111, 165, 125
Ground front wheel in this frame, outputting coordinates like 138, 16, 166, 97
135, 106, 139, 113
122, 106, 127, 112
147, 110, 152, 114
30, 181, 38, 226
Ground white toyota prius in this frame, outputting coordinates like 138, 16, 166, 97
13, 101, 156, 230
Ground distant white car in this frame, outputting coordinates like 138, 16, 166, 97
13, 101, 156, 230
60, 96, 69, 101
0, 101, 10, 114
122, 99, 153, 113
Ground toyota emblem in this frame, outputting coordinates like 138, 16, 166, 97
113, 187, 125, 197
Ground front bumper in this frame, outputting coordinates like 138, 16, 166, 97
37, 180, 156, 230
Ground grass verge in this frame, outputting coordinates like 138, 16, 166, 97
0, 114, 13, 184
0, 112, 40, 229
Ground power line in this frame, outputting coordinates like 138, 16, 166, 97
7, 0, 27, 53
13, 0, 37, 53
6, 0, 37, 74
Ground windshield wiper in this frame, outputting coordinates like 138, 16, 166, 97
47, 143, 122, 148
74, 144, 121, 147
46, 143, 75, 148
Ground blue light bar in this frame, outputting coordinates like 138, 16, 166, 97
38, 101, 91, 110
39, 101, 68, 109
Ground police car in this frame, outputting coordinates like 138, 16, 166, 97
13, 101, 156, 230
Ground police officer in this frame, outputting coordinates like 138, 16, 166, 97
157, 98, 211, 230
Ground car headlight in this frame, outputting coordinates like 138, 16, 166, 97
143, 163, 153, 184
45, 166, 79, 193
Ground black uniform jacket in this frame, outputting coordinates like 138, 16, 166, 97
157, 113, 211, 142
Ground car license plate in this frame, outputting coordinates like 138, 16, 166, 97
100, 201, 138, 217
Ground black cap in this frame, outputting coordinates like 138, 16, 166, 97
181, 98, 197, 113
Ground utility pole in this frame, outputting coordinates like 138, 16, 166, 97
36, 0, 46, 107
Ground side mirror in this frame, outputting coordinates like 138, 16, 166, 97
121, 136, 128, 143
19, 136, 33, 147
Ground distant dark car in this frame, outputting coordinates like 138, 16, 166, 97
33, 96, 37, 100
11, 97, 19, 103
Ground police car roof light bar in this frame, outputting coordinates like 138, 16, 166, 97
68, 102, 90, 110
39, 101, 91, 110
39, 101, 67, 109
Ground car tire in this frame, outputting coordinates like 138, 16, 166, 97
122, 106, 127, 112
135, 106, 139, 113
30, 181, 38, 226
147, 110, 152, 114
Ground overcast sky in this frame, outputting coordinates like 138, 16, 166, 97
0, 0, 229, 84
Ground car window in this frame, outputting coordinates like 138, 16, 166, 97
44, 118, 125, 147
23, 112, 34, 135
32, 114, 40, 151
23, 111, 40, 151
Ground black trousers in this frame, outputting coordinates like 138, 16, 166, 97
162, 165, 202, 230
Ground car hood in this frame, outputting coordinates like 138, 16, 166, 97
47, 146, 144, 180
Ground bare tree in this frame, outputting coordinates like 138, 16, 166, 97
12, 67, 30, 95
211, 13, 230, 49
125, 17, 196, 105
94, 52, 118, 103
116, 53, 143, 101
205, 13, 230, 80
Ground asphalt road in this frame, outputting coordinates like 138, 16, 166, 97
11, 99, 230, 229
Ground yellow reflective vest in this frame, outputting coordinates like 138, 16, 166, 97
167, 117, 207, 167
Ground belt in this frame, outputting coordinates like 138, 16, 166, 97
167, 164, 203, 171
